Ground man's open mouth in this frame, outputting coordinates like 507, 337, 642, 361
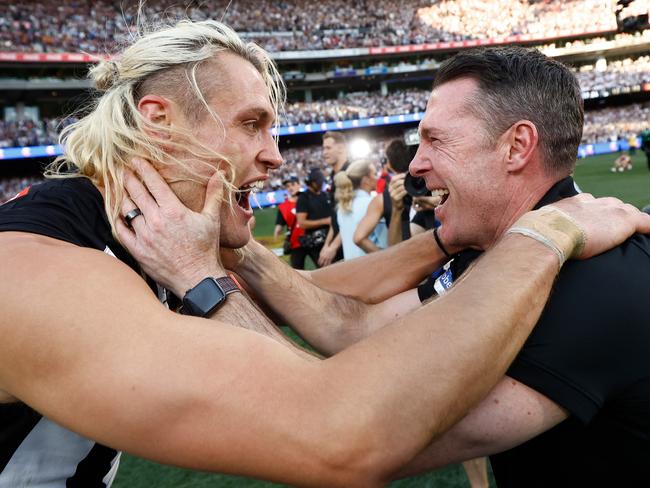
431, 188, 450, 206
235, 180, 264, 210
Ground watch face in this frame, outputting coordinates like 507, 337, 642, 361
184, 278, 226, 317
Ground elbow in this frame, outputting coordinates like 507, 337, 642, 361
353, 233, 364, 247
313, 428, 398, 487
309, 393, 411, 486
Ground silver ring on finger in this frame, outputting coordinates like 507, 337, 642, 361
124, 207, 143, 227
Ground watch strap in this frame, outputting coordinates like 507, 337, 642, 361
215, 275, 240, 295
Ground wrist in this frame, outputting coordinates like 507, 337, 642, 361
506, 206, 586, 267
173, 264, 227, 298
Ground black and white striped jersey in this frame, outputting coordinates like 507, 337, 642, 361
0, 178, 144, 487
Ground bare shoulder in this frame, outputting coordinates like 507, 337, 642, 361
0, 230, 168, 401
0, 231, 316, 470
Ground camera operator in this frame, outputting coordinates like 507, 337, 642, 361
295, 168, 331, 269
387, 172, 442, 245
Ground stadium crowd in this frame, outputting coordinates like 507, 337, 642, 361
0, 118, 77, 148
0, 0, 620, 53
579, 55, 650, 94
582, 101, 650, 144
3, 95, 647, 151
281, 88, 429, 125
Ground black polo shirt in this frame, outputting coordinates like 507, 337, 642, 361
430, 178, 650, 486
295, 189, 330, 235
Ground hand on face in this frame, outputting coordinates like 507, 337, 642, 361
115, 158, 225, 297
547, 193, 650, 259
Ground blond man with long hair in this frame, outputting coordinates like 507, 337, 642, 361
0, 18, 648, 488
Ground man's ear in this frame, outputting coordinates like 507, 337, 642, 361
505, 120, 538, 173
137, 95, 174, 140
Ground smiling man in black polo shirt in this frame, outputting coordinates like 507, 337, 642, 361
398, 47, 650, 486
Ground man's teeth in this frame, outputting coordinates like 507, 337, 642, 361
431, 189, 449, 197
240, 181, 264, 192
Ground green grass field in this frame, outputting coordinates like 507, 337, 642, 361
112, 151, 649, 488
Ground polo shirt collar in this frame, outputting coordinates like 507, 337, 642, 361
533, 176, 578, 209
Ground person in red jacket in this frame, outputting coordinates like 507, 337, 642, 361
274, 175, 305, 267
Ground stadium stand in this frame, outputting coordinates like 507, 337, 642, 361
1, 0, 649, 201
0, 0, 619, 53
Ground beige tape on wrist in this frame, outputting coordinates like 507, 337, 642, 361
506, 206, 586, 267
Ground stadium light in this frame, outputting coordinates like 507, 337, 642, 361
349, 138, 371, 159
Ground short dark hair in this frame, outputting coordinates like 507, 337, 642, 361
323, 131, 347, 145
385, 139, 411, 173
434, 46, 584, 175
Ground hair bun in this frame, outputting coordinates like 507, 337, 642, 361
92, 59, 120, 91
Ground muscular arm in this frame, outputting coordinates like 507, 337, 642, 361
300, 230, 448, 303
236, 238, 431, 354
0, 228, 567, 487
397, 376, 568, 477
353, 194, 383, 253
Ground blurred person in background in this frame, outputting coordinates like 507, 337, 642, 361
273, 175, 305, 268
333, 159, 381, 260
610, 152, 633, 172
640, 127, 650, 171
295, 167, 331, 268
386, 173, 444, 246
319, 131, 349, 266
354, 138, 410, 253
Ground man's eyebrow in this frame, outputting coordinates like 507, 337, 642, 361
237, 107, 273, 121
419, 126, 440, 140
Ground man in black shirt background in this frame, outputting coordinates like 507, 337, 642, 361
396, 46, 650, 486
295, 168, 331, 268
319, 131, 349, 266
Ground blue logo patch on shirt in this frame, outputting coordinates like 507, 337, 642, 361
434, 268, 454, 296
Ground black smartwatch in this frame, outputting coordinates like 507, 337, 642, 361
181, 276, 240, 317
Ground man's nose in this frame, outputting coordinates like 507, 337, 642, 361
408, 147, 431, 177
260, 135, 283, 169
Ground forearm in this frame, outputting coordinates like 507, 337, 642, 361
308, 230, 446, 303
388, 208, 404, 246
300, 218, 330, 230
322, 234, 562, 480
210, 291, 319, 361
357, 238, 381, 253
234, 240, 367, 355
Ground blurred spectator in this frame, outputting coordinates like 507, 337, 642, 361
333, 159, 383, 260
354, 138, 411, 253
274, 175, 306, 268
610, 152, 632, 172
295, 167, 330, 269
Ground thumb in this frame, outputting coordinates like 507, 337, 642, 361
202, 170, 225, 217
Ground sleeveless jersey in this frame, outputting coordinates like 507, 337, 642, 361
0, 177, 142, 487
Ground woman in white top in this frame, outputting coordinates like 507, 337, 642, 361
334, 159, 386, 260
